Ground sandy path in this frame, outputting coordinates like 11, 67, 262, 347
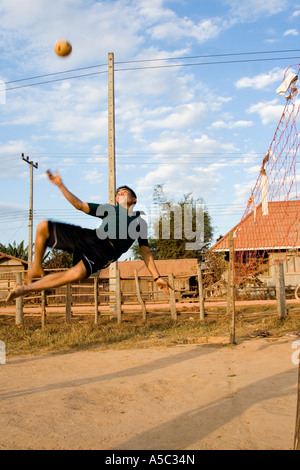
0, 337, 299, 450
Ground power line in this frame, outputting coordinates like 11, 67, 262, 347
4, 48, 300, 85
114, 56, 300, 73
0, 161, 264, 169
115, 49, 300, 64
0, 152, 268, 159
3, 49, 300, 92
5, 70, 108, 91
0, 205, 246, 224
4, 63, 108, 85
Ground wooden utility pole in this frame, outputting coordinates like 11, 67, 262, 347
229, 232, 236, 345
22, 154, 38, 268
116, 268, 122, 324
108, 52, 116, 206
65, 283, 72, 323
135, 270, 147, 322
94, 273, 99, 324
41, 290, 46, 328
275, 262, 287, 318
197, 262, 205, 322
294, 360, 300, 450
108, 52, 117, 313
15, 272, 23, 326
169, 273, 177, 321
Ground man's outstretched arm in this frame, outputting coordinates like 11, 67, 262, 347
46, 170, 90, 214
140, 245, 172, 295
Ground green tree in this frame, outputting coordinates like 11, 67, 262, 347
0, 241, 29, 261
43, 249, 73, 269
131, 185, 214, 260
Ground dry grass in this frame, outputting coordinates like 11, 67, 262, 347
0, 304, 300, 358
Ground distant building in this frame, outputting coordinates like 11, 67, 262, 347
99, 259, 199, 301
212, 201, 300, 288
0, 253, 28, 300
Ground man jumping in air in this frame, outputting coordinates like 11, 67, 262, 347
6, 170, 171, 302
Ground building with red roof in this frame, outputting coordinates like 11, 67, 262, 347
212, 200, 300, 287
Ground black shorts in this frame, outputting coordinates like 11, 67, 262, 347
47, 221, 117, 278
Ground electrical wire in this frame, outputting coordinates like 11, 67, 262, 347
3, 49, 300, 91
4, 48, 300, 84
0, 204, 246, 225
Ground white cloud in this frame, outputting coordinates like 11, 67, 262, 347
4, 80, 108, 143
0, 139, 31, 155
211, 120, 253, 129
235, 68, 285, 90
136, 161, 222, 199
0, 0, 229, 75
292, 10, 300, 17
247, 99, 284, 125
150, 17, 225, 43
83, 169, 103, 185
0, 0, 146, 72
223, 0, 289, 20
0, 140, 36, 178
133, 102, 209, 132
283, 29, 299, 37
234, 179, 257, 205
0, 201, 27, 214
135, 132, 240, 198
147, 133, 237, 155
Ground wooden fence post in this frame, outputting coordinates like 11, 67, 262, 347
41, 290, 46, 328
116, 268, 122, 324
229, 232, 237, 345
65, 283, 72, 323
135, 270, 147, 322
275, 262, 287, 319
15, 272, 23, 326
294, 360, 300, 450
94, 274, 99, 324
197, 263, 205, 322
168, 273, 177, 321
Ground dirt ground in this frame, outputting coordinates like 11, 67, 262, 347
0, 334, 299, 450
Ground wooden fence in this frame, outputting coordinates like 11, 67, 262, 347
1, 265, 299, 328
0, 266, 206, 327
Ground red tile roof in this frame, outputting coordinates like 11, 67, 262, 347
212, 200, 300, 252
0, 253, 28, 265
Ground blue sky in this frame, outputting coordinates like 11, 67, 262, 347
0, 0, 299, 259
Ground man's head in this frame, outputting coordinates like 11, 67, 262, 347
116, 185, 137, 208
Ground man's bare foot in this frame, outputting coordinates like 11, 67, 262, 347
6, 285, 26, 303
25, 264, 45, 283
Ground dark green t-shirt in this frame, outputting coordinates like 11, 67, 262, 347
87, 202, 149, 258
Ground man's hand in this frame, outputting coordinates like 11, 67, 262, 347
46, 170, 63, 187
156, 277, 173, 295
46, 169, 90, 214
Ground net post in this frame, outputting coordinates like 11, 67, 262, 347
275, 262, 287, 319
229, 232, 237, 345
135, 270, 147, 322
15, 272, 23, 327
197, 262, 205, 322
294, 360, 300, 450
